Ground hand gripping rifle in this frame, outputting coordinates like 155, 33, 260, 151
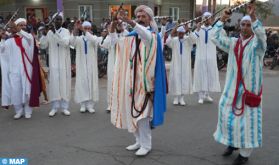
112, 3, 124, 21
46, 11, 61, 27
165, 6, 226, 33
211, 0, 256, 26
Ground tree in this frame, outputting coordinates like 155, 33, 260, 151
255, 1, 274, 20
232, 0, 274, 20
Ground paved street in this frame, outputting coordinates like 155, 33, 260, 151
0, 69, 279, 165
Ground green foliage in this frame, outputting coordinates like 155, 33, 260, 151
255, 1, 273, 20
232, 0, 274, 20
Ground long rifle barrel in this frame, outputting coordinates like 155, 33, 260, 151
165, 6, 226, 33
4, 8, 20, 29
154, 16, 173, 20
46, 11, 61, 26
211, 0, 256, 26
113, 3, 124, 21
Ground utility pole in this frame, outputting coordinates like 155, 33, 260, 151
213, 0, 216, 13
208, 0, 212, 12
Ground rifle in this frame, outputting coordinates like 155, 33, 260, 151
166, 6, 226, 33
211, 0, 256, 26
112, 3, 124, 21
46, 11, 61, 27
4, 8, 20, 29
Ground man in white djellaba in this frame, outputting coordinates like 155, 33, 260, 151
40, 13, 72, 117
100, 22, 128, 113
166, 25, 195, 105
1, 18, 42, 119
0, 25, 11, 110
193, 12, 221, 104
70, 21, 100, 113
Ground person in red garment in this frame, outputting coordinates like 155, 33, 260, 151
212, 3, 266, 165
1, 18, 41, 119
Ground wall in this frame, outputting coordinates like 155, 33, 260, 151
0, 0, 56, 20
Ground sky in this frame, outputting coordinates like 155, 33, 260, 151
196, 0, 269, 5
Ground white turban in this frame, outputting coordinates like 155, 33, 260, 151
177, 26, 186, 33
134, 5, 158, 32
202, 12, 212, 19
241, 15, 252, 23
15, 18, 26, 25
38, 26, 45, 31
82, 21, 91, 27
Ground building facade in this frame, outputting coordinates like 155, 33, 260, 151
0, 0, 195, 26
64, 0, 195, 24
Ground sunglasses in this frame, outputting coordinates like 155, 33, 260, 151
241, 23, 251, 27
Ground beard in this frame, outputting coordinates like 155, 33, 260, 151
55, 24, 62, 29
138, 21, 144, 25
205, 22, 210, 26
116, 29, 121, 33
241, 31, 252, 39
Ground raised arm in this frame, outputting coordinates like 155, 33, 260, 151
105, 21, 122, 47
251, 20, 267, 55
53, 29, 70, 47
19, 30, 34, 46
160, 25, 166, 40
69, 34, 78, 47
188, 31, 197, 44
69, 22, 83, 47
133, 23, 152, 45
183, 24, 196, 44
165, 35, 174, 48
211, 21, 232, 53
248, 4, 267, 55
211, 9, 232, 53
117, 9, 152, 45
85, 31, 100, 47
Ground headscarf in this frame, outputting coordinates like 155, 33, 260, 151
15, 18, 27, 25
241, 15, 252, 23
177, 26, 186, 33
82, 21, 91, 27
134, 5, 158, 32
202, 12, 212, 20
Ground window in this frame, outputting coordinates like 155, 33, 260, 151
79, 5, 92, 21
169, 7, 179, 21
